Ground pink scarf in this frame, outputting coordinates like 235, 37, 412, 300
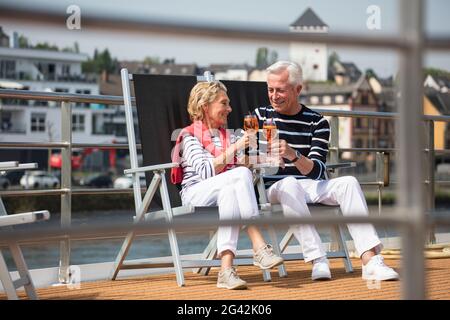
171, 121, 236, 184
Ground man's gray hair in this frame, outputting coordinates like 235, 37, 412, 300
266, 61, 303, 86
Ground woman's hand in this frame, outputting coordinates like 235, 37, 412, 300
234, 131, 250, 152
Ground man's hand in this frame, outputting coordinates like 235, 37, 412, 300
271, 139, 296, 161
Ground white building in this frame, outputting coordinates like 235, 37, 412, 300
289, 8, 329, 82
0, 46, 117, 145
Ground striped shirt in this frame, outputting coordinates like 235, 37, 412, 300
253, 104, 330, 186
179, 133, 236, 198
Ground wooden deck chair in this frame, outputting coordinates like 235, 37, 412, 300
110, 70, 288, 286
0, 161, 50, 300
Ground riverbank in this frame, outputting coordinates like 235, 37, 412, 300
3, 189, 450, 214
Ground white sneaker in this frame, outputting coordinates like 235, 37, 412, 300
311, 256, 331, 281
217, 267, 248, 290
362, 254, 399, 281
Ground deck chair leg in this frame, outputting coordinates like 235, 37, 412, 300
333, 225, 353, 273
279, 228, 295, 253
0, 250, 19, 300
110, 232, 137, 280
256, 181, 287, 280
160, 174, 185, 287
9, 244, 37, 300
193, 231, 218, 275
110, 174, 161, 280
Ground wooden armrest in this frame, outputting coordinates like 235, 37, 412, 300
0, 210, 50, 227
124, 163, 178, 175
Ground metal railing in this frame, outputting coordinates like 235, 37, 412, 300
1, 0, 450, 299
1, 86, 450, 289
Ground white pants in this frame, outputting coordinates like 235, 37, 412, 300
267, 176, 382, 262
181, 167, 260, 257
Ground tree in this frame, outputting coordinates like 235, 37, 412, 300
97, 49, 114, 73
269, 50, 279, 65
74, 41, 80, 53
256, 47, 269, 69
328, 51, 340, 68
18, 35, 30, 48
365, 68, 378, 79
424, 67, 450, 79
143, 56, 160, 65
34, 42, 59, 51
82, 48, 118, 74
61, 42, 80, 53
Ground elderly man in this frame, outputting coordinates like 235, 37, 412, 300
252, 60, 399, 281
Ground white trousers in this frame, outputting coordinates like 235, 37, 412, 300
267, 176, 382, 262
181, 167, 260, 257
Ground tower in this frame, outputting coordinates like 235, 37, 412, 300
289, 8, 328, 82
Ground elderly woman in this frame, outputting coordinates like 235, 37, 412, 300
171, 81, 283, 290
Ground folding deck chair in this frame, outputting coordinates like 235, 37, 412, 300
110, 70, 290, 285
0, 161, 50, 300
111, 69, 353, 286
194, 162, 355, 276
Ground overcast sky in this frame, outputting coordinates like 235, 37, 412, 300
0, 0, 448, 77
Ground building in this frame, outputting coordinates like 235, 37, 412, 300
0, 39, 118, 169
424, 88, 450, 150
120, 61, 199, 76
301, 75, 394, 166
0, 27, 9, 48
207, 64, 250, 81
289, 8, 328, 81
329, 61, 363, 85
424, 74, 450, 93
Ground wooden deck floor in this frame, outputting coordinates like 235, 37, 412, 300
2, 258, 450, 300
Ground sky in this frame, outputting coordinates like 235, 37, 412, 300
0, 0, 449, 78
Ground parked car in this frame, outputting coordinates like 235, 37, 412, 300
113, 174, 147, 189
79, 173, 113, 188
0, 175, 10, 189
20, 171, 60, 189
2, 170, 24, 186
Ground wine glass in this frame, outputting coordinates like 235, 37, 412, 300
262, 117, 277, 145
262, 117, 282, 166
243, 114, 259, 164
243, 114, 259, 132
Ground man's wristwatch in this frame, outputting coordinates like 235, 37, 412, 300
292, 150, 302, 163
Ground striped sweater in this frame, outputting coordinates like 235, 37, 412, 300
253, 104, 330, 185
179, 133, 236, 198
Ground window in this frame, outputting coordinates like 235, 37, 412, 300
322, 95, 331, 104
361, 92, 369, 105
61, 64, 70, 76
310, 96, 319, 104
355, 138, 364, 148
31, 113, 46, 132
335, 95, 344, 104
0, 60, 16, 78
385, 121, 391, 135
75, 89, 91, 107
362, 118, 368, 128
1, 111, 12, 131
36, 62, 56, 80
313, 64, 319, 70
72, 114, 85, 132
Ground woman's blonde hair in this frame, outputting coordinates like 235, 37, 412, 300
187, 81, 227, 121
